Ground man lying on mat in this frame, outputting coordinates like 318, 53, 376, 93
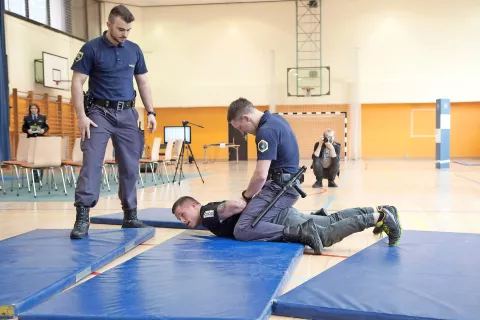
171, 196, 402, 254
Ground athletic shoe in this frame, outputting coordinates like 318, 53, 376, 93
372, 205, 398, 235
375, 206, 402, 246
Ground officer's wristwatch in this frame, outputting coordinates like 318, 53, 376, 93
147, 111, 156, 117
242, 190, 252, 202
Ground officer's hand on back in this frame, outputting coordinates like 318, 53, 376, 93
78, 115, 98, 141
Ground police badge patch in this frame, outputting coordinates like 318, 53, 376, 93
202, 210, 214, 218
75, 51, 84, 62
257, 140, 268, 153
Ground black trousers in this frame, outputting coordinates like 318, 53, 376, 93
312, 157, 340, 181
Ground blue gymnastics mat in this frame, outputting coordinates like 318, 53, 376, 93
20, 230, 304, 320
273, 230, 480, 320
0, 228, 154, 319
90, 207, 207, 230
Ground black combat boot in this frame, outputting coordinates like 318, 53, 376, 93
122, 208, 149, 228
312, 179, 323, 188
70, 206, 90, 239
311, 208, 328, 216
283, 219, 323, 254
328, 180, 338, 187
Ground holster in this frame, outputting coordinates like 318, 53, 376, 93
268, 168, 305, 186
83, 91, 94, 112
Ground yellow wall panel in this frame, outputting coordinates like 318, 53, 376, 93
362, 102, 480, 158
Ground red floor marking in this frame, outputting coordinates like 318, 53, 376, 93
308, 188, 327, 196
91, 271, 101, 275
140, 243, 155, 246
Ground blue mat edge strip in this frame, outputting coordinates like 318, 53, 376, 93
259, 246, 304, 320
90, 210, 208, 230
9, 228, 155, 318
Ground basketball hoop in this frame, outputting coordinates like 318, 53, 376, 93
302, 87, 314, 97
54, 80, 61, 86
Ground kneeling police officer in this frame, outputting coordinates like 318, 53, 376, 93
226, 97, 321, 253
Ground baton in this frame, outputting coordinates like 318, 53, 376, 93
251, 166, 308, 228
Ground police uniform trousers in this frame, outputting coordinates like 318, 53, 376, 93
74, 105, 144, 209
233, 180, 299, 242
273, 206, 376, 247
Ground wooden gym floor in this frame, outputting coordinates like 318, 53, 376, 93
1, 158, 479, 319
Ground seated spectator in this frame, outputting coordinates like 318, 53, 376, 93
22, 103, 49, 138
22, 103, 49, 182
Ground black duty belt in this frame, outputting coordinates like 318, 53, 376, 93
268, 170, 304, 186
93, 99, 135, 110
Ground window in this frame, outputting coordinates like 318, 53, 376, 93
4, 0, 26, 16
28, 0, 48, 25
50, 0, 67, 33
3, 0, 101, 41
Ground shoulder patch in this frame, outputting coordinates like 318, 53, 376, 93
202, 209, 214, 218
75, 51, 84, 62
257, 140, 268, 153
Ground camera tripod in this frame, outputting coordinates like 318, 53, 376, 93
173, 120, 205, 185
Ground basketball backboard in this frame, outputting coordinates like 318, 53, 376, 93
34, 52, 70, 91
287, 66, 330, 97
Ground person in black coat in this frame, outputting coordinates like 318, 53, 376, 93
22, 103, 49, 138
22, 103, 49, 182
311, 129, 341, 188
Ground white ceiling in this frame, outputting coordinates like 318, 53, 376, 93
108, 0, 291, 7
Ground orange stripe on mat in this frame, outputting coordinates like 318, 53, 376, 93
140, 243, 155, 246
91, 271, 101, 275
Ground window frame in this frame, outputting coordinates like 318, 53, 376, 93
3, 0, 97, 42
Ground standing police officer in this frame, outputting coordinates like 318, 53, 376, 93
69, 5, 157, 239
227, 98, 322, 253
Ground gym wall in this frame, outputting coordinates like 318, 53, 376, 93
6, 0, 480, 160
143, 105, 269, 160
362, 102, 480, 159
4, 14, 84, 96
136, 0, 479, 106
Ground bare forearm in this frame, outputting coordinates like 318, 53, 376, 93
138, 83, 154, 112
220, 199, 247, 219
72, 81, 86, 119
330, 147, 337, 157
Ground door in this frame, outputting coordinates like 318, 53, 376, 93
228, 123, 247, 161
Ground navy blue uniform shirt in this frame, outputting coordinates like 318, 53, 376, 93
256, 110, 300, 174
71, 31, 147, 101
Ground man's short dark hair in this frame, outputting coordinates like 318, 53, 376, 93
227, 97, 254, 122
171, 196, 200, 214
109, 5, 135, 24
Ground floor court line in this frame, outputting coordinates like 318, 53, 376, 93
323, 196, 335, 210
453, 173, 480, 186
